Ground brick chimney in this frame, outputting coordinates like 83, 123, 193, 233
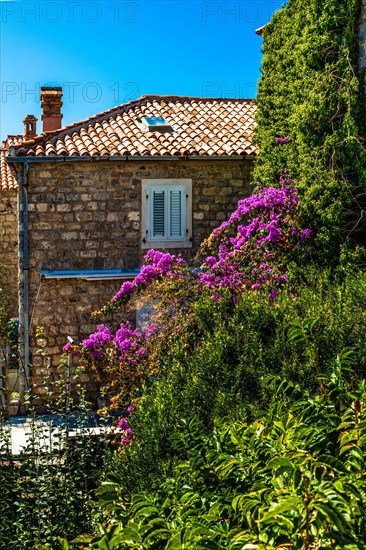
23, 115, 37, 138
40, 86, 63, 132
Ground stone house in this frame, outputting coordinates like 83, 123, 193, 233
0, 88, 257, 410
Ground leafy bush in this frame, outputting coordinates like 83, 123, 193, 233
86, 268, 366, 501
254, 0, 366, 261
78, 360, 366, 548
61, 181, 366, 537
0, 263, 19, 413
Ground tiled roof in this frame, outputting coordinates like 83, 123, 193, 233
1, 95, 257, 190
1, 136, 23, 190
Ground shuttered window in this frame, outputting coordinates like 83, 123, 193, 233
148, 185, 186, 241
152, 190, 165, 237
169, 188, 183, 238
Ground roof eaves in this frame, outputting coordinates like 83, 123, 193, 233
6, 153, 256, 164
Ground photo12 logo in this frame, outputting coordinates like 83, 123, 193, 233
202, 1, 281, 23
1, 82, 140, 105
1, 2, 139, 24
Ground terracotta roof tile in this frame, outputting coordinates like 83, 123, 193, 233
0, 136, 23, 190
0, 148, 17, 190
1, 95, 257, 190
12, 95, 257, 159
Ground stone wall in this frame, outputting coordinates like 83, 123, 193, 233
0, 190, 18, 317
26, 158, 254, 407
359, 0, 366, 82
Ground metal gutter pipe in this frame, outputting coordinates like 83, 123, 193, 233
7, 154, 255, 164
40, 269, 140, 280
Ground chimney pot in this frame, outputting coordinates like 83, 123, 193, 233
23, 115, 38, 138
40, 86, 63, 132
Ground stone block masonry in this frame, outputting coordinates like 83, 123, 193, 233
26, 158, 254, 408
0, 190, 18, 317
29, 278, 127, 409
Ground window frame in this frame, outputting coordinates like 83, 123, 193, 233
141, 179, 192, 249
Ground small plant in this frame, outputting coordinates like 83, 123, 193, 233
0, 356, 114, 549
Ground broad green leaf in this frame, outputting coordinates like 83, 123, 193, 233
109, 536, 129, 550
96, 535, 111, 550
339, 442, 358, 455
144, 527, 172, 543
312, 501, 345, 533
57, 538, 70, 550
130, 499, 159, 517
317, 454, 348, 473
215, 457, 240, 477
266, 457, 294, 471
260, 496, 302, 522
339, 431, 358, 445
71, 535, 95, 543
180, 491, 201, 504
350, 446, 365, 461
191, 525, 216, 538
118, 523, 141, 544
165, 531, 183, 549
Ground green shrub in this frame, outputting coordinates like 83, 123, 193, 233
83, 357, 366, 549
90, 269, 366, 503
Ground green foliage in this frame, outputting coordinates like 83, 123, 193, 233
109, 269, 366, 491
82, 358, 366, 548
16, 3, 366, 544
0, 263, 19, 412
0, 263, 14, 368
254, 0, 366, 261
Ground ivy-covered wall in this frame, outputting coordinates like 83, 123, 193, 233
254, 0, 366, 262
359, 0, 366, 78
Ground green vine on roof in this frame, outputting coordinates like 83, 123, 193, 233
254, 0, 366, 263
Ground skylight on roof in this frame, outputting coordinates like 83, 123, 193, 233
138, 117, 173, 133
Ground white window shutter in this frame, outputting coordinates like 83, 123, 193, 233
170, 188, 182, 238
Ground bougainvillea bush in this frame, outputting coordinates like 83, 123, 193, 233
62, 178, 366, 549
66, 173, 312, 411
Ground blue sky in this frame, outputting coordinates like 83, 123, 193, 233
0, 0, 286, 141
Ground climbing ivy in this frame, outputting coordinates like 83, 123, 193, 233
254, 0, 366, 262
